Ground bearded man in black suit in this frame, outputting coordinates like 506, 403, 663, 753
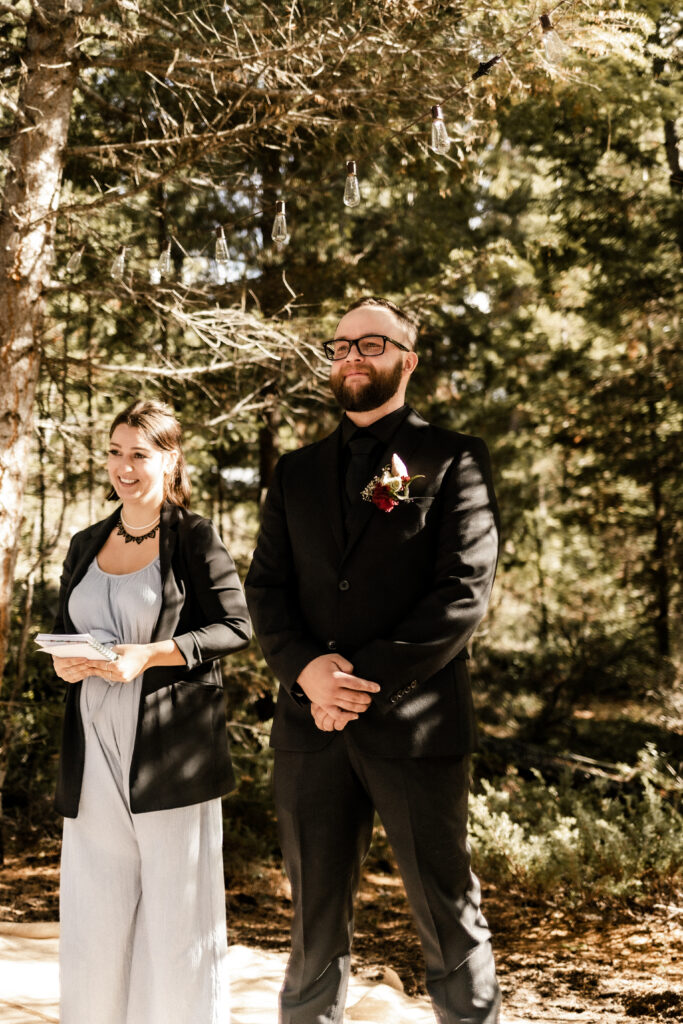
245, 296, 501, 1024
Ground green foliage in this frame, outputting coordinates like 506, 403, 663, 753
223, 743, 280, 877
2, 0, 682, 877
469, 749, 683, 902
2, 583, 65, 836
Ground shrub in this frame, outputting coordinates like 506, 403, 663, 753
469, 747, 683, 901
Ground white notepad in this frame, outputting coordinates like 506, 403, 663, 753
35, 633, 119, 661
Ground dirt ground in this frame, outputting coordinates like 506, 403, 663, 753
1, 843, 681, 1023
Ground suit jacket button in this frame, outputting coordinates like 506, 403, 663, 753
390, 695, 397, 703
410, 680, 417, 690
327, 640, 337, 651
338, 579, 350, 591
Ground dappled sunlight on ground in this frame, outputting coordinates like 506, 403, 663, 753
1, 853, 682, 1022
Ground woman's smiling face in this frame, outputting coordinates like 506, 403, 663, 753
107, 424, 174, 505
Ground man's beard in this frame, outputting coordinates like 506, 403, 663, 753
330, 360, 404, 412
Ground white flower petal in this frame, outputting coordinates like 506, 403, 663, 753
391, 453, 408, 477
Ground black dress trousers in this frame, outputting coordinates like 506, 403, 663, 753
274, 734, 501, 1024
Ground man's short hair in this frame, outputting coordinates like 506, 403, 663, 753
343, 296, 419, 348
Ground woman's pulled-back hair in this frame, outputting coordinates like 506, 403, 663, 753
107, 399, 191, 507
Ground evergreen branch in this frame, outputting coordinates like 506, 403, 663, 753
0, 3, 30, 23
73, 77, 139, 124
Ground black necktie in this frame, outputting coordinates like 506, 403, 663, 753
345, 432, 379, 505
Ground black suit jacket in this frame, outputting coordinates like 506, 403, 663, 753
245, 408, 499, 758
54, 502, 251, 817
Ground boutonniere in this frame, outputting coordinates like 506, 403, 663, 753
361, 454, 424, 513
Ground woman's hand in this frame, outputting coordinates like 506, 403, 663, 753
52, 655, 93, 684
79, 640, 185, 684
81, 644, 153, 684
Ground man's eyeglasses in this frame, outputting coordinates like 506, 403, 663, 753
322, 334, 411, 361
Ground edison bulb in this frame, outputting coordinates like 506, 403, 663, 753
271, 201, 289, 246
111, 247, 126, 280
66, 247, 83, 273
343, 160, 361, 208
215, 227, 229, 264
158, 241, 172, 277
540, 14, 570, 65
430, 105, 450, 155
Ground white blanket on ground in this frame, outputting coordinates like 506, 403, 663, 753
0, 924, 434, 1024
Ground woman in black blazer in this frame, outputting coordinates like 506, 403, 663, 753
52, 399, 250, 1024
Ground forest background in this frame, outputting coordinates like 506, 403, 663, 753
0, 0, 682, 943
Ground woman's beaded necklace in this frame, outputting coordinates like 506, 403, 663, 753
116, 511, 161, 545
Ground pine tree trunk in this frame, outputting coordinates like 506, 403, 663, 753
255, 143, 284, 513
647, 400, 670, 658
0, 3, 78, 685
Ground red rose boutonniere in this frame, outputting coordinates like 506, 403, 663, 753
361, 454, 424, 513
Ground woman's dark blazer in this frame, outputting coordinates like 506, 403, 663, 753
53, 501, 251, 817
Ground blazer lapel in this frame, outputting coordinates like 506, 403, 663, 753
342, 408, 428, 562
63, 507, 122, 630
151, 501, 180, 643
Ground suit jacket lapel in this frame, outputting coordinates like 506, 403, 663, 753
315, 426, 345, 557
342, 408, 428, 562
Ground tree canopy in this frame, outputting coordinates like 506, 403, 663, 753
0, 0, 681, 840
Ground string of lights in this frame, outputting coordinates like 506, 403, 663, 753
62, 4, 578, 281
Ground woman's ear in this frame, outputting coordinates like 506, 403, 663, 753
164, 450, 179, 476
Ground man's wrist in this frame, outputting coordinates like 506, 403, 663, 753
291, 679, 311, 706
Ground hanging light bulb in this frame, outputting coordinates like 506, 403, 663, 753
540, 14, 570, 65
215, 227, 229, 264
111, 246, 126, 280
343, 160, 361, 208
430, 105, 450, 155
66, 246, 84, 273
271, 201, 290, 246
157, 240, 172, 277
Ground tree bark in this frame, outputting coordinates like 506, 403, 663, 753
255, 142, 285, 512
647, 400, 670, 658
0, 3, 78, 685
663, 120, 683, 254
258, 407, 281, 512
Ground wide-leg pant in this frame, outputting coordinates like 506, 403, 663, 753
274, 734, 501, 1024
60, 678, 229, 1024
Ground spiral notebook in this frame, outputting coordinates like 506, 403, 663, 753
35, 633, 118, 661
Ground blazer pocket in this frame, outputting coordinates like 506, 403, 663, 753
143, 660, 221, 695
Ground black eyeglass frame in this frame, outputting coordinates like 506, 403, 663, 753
322, 334, 411, 361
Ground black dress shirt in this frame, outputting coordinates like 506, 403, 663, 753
339, 405, 410, 515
